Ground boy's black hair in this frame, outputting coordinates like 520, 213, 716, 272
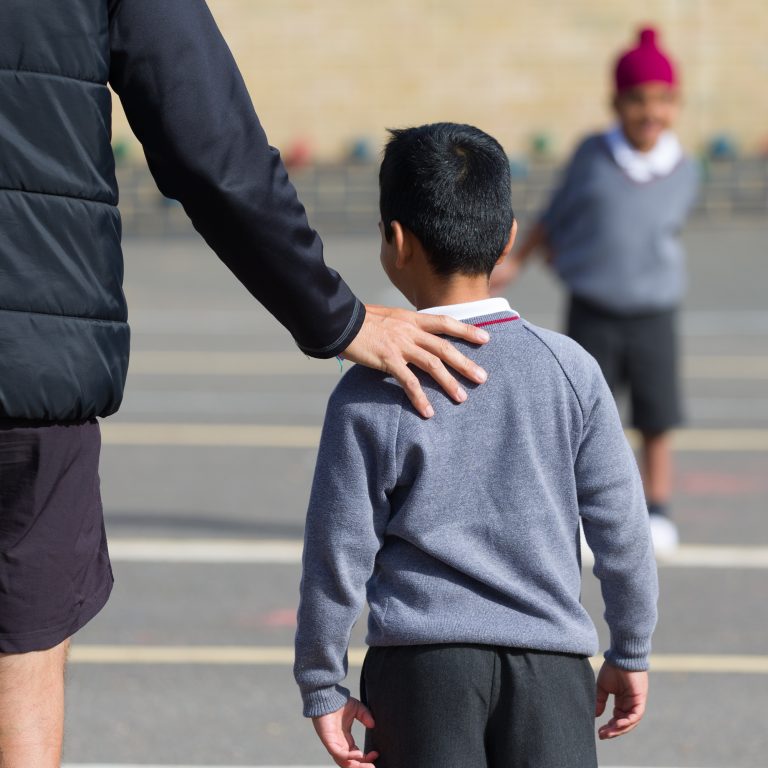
379, 122, 514, 277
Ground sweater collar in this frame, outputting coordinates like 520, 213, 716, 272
418, 297, 519, 322
604, 125, 683, 183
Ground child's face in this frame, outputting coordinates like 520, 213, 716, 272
613, 82, 679, 152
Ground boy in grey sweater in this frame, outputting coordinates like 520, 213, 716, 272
294, 123, 658, 768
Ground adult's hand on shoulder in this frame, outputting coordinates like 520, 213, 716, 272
342, 304, 490, 418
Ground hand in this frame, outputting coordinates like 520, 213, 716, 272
342, 304, 490, 418
595, 662, 648, 740
312, 698, 379, 768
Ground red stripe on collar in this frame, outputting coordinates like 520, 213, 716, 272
473, 316, 520, 328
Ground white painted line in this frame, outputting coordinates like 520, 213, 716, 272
580, 544, 768, 570
100, 423, 768, 451
101, 423, 321, 448
67, 646, 768, 674
109, 538, 303, 564
107, 538, 768, 569
69, 645, 300, 665
129, 350, 336, 377
657, 545, 768, 569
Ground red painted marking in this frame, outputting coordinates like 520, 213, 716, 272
261, 609, 298, 628
678, 471, 768, 497
473, 316, 520, 328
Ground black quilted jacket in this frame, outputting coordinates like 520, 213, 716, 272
0, 0, 363, 422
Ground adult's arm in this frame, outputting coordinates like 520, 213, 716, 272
108, 0, 490, 414
108, 0, 362, 358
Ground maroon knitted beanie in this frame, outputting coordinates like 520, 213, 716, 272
615, 27, 677, 92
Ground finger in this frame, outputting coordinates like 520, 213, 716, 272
594, 686, 608, 717
405, 346, 468, 404
343, 729, 359, 752
413, 313, 491, 346
411, 331, 489, 385
342, 759, 378, 768
598, 711, 643, 739
389, 363, 435, 419
338, 752, 373, 768
328, 745, 374, 768
326, 744, 356, 767
354, 701, 376, 729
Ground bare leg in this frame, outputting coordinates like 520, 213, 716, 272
640, 431, 673, 505
0, 639, 69, 768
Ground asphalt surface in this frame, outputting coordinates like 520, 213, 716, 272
63, 219, 768, 767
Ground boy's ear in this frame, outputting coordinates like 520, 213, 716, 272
390, 221, 413, 269
494, 220, 518, 267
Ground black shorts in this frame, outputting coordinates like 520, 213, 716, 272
0, 419, 113, 653
361, 644, 597, 768
567, 296, 683, 433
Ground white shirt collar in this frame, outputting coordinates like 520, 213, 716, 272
604, 125, 683, 183
418, 297, 519, 321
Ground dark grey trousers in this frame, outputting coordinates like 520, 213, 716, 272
361, 644, 597, 768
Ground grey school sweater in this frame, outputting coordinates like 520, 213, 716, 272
541, 134, 700, 314
294, 299, 658, 718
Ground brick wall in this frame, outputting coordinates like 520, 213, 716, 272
111, 0, 768, 161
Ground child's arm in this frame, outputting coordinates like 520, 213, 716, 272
574, 358, 658, 734
294, 375, 400, 753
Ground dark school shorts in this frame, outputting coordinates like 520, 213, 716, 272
567, 296, 682, 433
361, 644, 597, 768
0, 419, 113, 653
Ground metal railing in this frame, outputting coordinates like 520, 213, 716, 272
116, 156, 768, 238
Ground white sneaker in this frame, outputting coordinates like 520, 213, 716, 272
649, 513, 679, 554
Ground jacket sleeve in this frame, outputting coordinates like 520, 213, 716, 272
107, 0, 364, 358
575, 357, 659, 671
293, 372, 399, 717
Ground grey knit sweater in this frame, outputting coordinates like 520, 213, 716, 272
294, 302, 658, 718
541, 134, 700, 314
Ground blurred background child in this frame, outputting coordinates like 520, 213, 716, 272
493, 26, 700, 552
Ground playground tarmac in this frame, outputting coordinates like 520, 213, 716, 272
62, 219, 768, 767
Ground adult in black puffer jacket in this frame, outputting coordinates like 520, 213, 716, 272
0, 1, 487, 764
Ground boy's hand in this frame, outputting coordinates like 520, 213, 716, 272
312, 697, 379, 768
342, 304, 490, 419
595, 662, 648, 740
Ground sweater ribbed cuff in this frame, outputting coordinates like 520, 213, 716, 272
301, 684, 350, 718
605, 635, 652, 671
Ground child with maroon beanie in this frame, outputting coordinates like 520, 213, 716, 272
494, 27, 700, 552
